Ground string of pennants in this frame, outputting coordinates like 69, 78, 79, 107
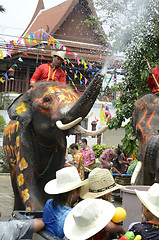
0, 29, 118, 100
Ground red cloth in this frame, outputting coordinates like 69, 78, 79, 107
147, 66, 159, 93
30, 63, 66, 84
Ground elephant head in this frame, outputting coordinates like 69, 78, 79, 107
3, 72, 107, 210
131, 93, 159, 185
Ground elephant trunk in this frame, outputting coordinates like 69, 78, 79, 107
63, 71, 102, 123
145, 135, 159, 173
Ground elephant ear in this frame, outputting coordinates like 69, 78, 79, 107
7, 91, 32, 127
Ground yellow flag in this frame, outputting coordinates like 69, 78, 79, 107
0, 50, 3, 59
100, 106, 107, 123
0, 77, 4, 83
74, 74, 78, 79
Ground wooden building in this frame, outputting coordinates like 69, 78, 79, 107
0, 0, 117, 96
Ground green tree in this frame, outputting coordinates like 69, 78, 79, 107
83, 0, 159, 156
0, 115, 6, 134
0, 5, 5, 13
107, 1, 159, 156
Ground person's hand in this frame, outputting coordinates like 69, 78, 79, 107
149, 68, 153, 75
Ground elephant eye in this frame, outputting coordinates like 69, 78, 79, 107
43, 96, 52, 103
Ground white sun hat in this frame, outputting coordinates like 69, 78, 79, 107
80, 168, 124, 199
64, 198, 115, 240
135, 183, 159, 218
44, 167, 88, 195
51, 50, 65, 61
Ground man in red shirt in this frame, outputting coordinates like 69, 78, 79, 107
147, 66, 159, 94
30, 51, 66, 86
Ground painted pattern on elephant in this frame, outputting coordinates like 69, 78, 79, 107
132, 93, 159, 185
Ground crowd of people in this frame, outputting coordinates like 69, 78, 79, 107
1, 137, 158, 239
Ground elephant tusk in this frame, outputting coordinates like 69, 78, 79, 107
73, 124, 108, 136
56, 117, 82, 130
131, 161, 143, 185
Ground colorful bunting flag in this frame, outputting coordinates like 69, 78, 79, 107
23, 52, 28, 56
18, 57, 23, 62
100, 105, 107, 124
0, 77, 4, 83
4, 73, 8, 79
8, 68, 14, 71
95, 116, 99, 122
105, 105, 111, 121
0, 50, 3, 59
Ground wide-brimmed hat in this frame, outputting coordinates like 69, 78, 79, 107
44, 167, 88, 195
64, 198, 115, 240
51, 50, 65, 61
135, 183, 159, 218
80, 168, 124, 199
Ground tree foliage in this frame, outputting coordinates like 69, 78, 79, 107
0, 115, 6, 134
88, 0, 159, 156
0, 5, 5, 13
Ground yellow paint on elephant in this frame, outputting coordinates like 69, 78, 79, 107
17, 173, 24, 186
11, 164, 16, 176
17, 151, 20, 163
7, 145, 11, 156
22, 189, 29, 202
19, 158, 28, 171
26, 207, 31, 211
48, 86, 78, 104
16, 102, 27, 114
3, 124, 12, 139
16, 121, 19, 131
16, 136, 20, 148
10, 158, 16, 164
3, 145, 7, 156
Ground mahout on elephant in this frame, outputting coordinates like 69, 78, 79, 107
131, 93, 159, 185
3, 72, 107, 210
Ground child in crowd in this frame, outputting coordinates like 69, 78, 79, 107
128, 183, 159, 239
0, 218, 44, 240
64, 198, 116, 240
80, 168, 125, 239
43, 167, 87, 239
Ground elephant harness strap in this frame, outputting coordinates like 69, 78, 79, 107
47, 64, 57, 81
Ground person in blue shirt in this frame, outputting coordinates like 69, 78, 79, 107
43, 167, 87, 239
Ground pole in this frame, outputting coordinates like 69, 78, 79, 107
146, 59, 159, 88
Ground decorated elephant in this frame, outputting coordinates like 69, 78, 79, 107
3, 72, 107, 210
131, 93, 159, 185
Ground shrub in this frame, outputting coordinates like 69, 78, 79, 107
0, 115, 6, 133
0, 146, 9, 173
92, 144, 116, 158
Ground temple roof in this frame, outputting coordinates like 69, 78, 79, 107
22, 0, 108, 47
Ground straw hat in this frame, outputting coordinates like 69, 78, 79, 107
64, 198, 115, 240
44, 167, 88, 195
135, 183, 159, 218
80, 168, 124, 199
51, 50, 65, 61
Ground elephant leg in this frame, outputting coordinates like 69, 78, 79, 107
143, 167, 155, 185
11, 175, 25, 210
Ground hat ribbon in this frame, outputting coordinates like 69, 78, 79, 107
89, 182, 116, 193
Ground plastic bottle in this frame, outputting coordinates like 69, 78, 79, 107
119, 231, 135, 240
